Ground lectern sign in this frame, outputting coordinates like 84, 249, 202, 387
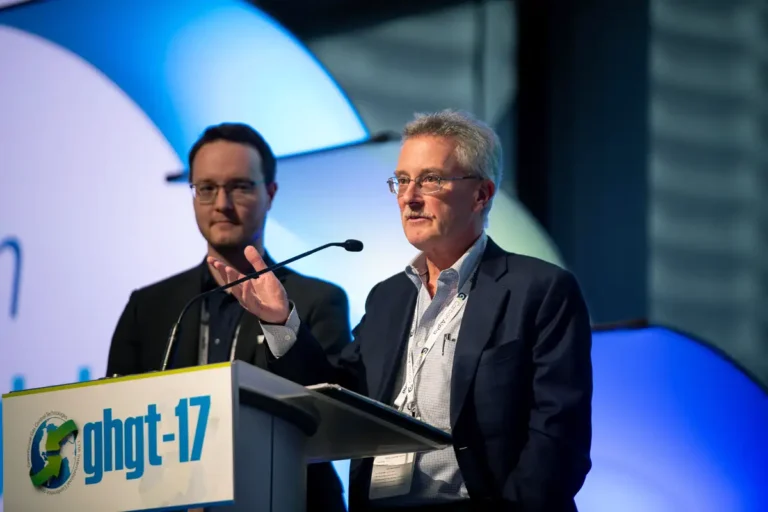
2, 364, 235, 512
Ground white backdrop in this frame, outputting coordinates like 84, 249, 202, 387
0, 2, 561, 510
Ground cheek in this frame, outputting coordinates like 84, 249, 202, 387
431, 197, 469, 231
239, 204, 263, 226
426, 199, 452, 224
193, 204, 208, 226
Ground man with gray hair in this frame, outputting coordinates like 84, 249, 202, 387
209, 109, 593, 511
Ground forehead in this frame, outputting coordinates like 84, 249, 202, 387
192, 140, 263, 180
395, 135, 460, 176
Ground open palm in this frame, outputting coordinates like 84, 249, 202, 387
207, 246, 290, 324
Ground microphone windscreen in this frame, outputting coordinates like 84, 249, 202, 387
343, 239, 364, 252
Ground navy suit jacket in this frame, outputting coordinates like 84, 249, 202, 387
273, 238, 593, 511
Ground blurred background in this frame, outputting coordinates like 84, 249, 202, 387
1, 0, 767, 510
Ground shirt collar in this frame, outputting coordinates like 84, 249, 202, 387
201, 260, 219, 293
405, 232, 488, 290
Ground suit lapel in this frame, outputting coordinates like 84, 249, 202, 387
450, 239, 509, 427
172, 264, 205, 369
235, 313, 264, 364
373, 281, 417, 402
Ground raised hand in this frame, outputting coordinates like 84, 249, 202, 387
207, 246, 290, 324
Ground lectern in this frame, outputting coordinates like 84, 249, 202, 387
1, 361, 451, 512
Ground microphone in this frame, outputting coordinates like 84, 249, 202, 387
160, 239, 363, 371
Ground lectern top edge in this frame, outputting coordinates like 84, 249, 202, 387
238, 387, 319, 434
1, 361, 233, 399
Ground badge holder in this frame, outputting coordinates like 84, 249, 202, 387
369, 452, 416, 499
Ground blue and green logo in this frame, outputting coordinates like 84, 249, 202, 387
27, 411, 81, 494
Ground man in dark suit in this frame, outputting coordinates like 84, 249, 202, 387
208, 110, 593, 511
107, 123, 350, 512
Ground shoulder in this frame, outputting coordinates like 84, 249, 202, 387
375, 271, 412, 293
281, 268, 349, 305
128, 264, 203, 303
364, 271, 412, 306
488, 240, 585, 307
505, 252, 572, 285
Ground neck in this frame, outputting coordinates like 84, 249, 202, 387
207, 242, 264, 287
422, 231, 482, 295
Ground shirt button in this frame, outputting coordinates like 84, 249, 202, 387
284, 335, 291, 341
214, 338, 221, 345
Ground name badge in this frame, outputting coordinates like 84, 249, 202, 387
369, 452, 415, 500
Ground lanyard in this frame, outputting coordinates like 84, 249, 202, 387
393, 272, 475, 413
198, 299, 241, 365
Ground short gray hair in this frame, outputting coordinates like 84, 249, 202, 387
402, 109, 503, 216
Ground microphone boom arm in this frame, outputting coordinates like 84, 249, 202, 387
159, 240, 360, 371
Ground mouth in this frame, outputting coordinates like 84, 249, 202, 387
405, 216, 431, 223
211, 220, 239, 227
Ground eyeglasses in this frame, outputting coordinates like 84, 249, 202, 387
190, 179, 259, 204
387, 174, 483, 196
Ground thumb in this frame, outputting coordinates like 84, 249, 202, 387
244, 245, 268, 272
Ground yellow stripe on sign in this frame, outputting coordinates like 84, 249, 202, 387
1, 362, 232, 399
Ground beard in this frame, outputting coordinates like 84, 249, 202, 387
206, 228, 261, 255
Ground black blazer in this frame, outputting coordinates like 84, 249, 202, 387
272, 238, 593, 512
107, 254, 351, 375
106, 254, 351, 512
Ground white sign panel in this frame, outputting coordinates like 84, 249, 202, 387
2, 364, 234, 512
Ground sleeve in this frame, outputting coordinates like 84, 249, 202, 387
304, 285, 352, 364
260, 285, 352, 361
263, 284, 380, 391
260, 301, 301, 357
106, 291, 143, 377
501, 269, 593, 510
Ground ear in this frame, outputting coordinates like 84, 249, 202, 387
474, 180, 495, 213
265, 182, 278, 210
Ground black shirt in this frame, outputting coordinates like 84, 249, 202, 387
201, 263, 245, 364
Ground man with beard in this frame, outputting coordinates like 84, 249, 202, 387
106, 122, 350, 512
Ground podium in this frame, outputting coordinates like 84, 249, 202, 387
1, 361, 451, 512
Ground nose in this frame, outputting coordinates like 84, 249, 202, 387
213, 186, 233, 210
399, 180, 422, 204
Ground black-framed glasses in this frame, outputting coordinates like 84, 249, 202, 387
190, 179, 259, 204
387, 174, 483, 196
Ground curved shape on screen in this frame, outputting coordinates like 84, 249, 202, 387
487, 192, 564, 268
0, 237, 21, 319
578, 324, 768, 512
0, 3, 368, 508
0, 0, 368, 162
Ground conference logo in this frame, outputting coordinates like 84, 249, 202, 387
81, 398, 211, 485
27, 411, 81, 494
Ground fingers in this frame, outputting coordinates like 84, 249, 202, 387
223, 263, 243, 286
207, 257, 228, 283
224, 265, 252, 305
207, 256, 261, 313
207, 257, 244, 285
244, 245, 268, 272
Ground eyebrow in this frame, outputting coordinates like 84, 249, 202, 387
394, 167, 445, 177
